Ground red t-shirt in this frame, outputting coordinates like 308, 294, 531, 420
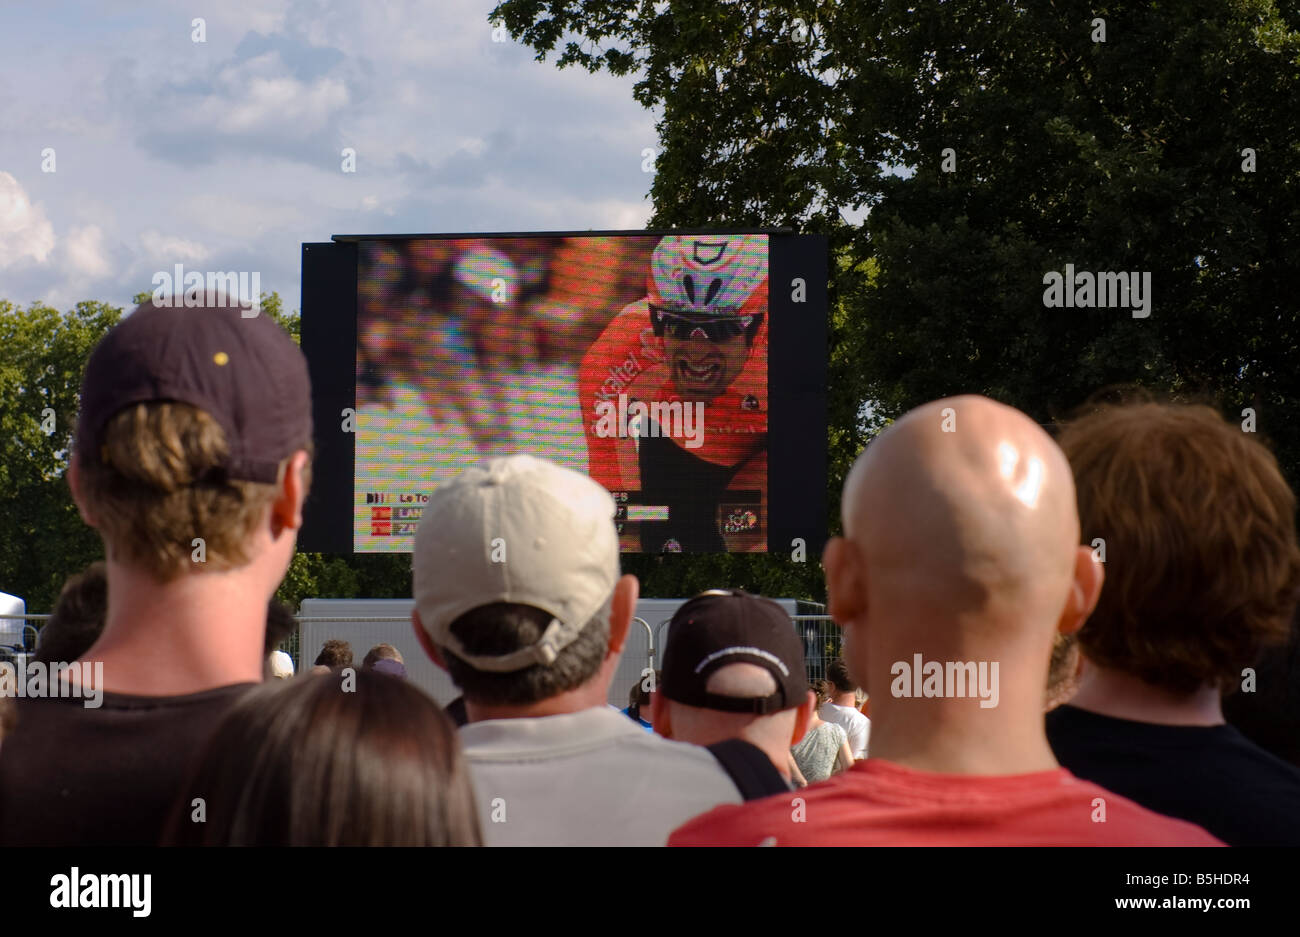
668, 759, 1224, 846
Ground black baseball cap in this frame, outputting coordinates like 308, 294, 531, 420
75, 300, 312, 483
660, 589, 807, 715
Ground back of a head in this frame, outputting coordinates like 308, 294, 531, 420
165, 668, 482, 846
362, 643, 404, 668
314, 640, 353, 670
668, 663, 791, 747
411, 455, 623, 707
264, 599, 297, 657
842, 395, 1082, 647
36, 561, 108, 665
659, 590, 809, 748
1058, 401, 1300, 694
438, 601, 612, 706
826, 659, 857, 696
72, 301, 313, 583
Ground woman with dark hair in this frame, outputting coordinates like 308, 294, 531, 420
164, 668, 481, 846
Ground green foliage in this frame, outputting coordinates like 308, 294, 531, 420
0, 300, 122, 610
276, 551, 413, 612
0, 291, 410, 612
493, 0, 1300, 599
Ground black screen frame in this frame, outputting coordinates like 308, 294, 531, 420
299, 230, 827, 555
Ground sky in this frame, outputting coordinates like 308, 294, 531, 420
0, 0, 658, 314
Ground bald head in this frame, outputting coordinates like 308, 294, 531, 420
652, 663, 814, 777
832, 396, 1095, 649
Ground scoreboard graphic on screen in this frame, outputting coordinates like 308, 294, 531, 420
299, 230, 827, 555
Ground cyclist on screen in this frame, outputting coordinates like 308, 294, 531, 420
578, 234, 769, 552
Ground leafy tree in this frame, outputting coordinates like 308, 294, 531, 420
494, 0, 1300, 600
0, 300, 122, 611
1, 291, 411, 613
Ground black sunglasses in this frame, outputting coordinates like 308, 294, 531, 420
652, 307, 758, 342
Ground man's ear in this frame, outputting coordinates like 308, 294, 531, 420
823, 536, 866, 626
790, 689, 815, 746
67, 451, 96, 527
606, 573, 639, 657
270, 450, 311, 535
1059, 544, 1105, 636
411, 609, 447, 671
651, 689, 671, 738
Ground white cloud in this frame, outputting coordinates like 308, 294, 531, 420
64, 224, 111, 278
217, 72, 350, 135
139, 230, 211, 263
0, 173, 56, 268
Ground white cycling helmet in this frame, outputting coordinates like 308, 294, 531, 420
647, 235, 767, 319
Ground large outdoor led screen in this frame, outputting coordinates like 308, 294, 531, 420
299, 231, 827, 555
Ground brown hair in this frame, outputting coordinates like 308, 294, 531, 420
1058, 401, 1300, 693
314, 639, 353, 669
264, 599, 297, 656
362, 643, 403, 668
826, 658, 857, 695
75, 401, 311, 581
164, 669, 482, 846
36, 561, 108, 665
811, 680, 831, 708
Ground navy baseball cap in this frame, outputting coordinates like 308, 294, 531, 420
661, 589, 807, 714
75, 300, 312, 483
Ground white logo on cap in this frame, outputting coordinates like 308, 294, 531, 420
693, 646, 790, 676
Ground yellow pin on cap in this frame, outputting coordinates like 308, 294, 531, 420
213, 351, 229, 366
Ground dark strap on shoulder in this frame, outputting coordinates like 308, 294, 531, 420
706, 738, 793, 801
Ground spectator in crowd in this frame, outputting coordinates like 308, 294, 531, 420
622, 674, 654, 732
670, 395, 1220, 846
164, 668, 480, 846
33, 561, 107, 666
820, 658, 870, 759
410, 455, 741, 845
1046, 401, 1300, 845
792, 681, 853, 784
371, 658, 408, 680
267, 650, 295, 680
264, 599, 296, 680
0, 298, 313, 846
313, 639, 353, 671
653, 589, 815, 799
362, 643, 403, 669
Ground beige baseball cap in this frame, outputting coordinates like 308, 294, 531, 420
412, 455, 621, 673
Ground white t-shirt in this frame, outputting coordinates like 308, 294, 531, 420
818, 701, 870, 759
460, 705, 743, 846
